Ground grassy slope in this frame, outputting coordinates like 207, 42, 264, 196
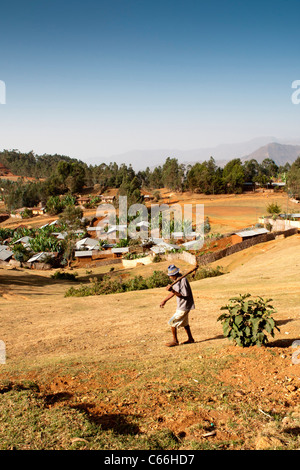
0, 233, 300, 450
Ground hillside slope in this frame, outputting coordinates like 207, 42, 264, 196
0, 234, 299, 450
1, 233, 299, 364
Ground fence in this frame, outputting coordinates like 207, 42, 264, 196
196, 228, 298, 266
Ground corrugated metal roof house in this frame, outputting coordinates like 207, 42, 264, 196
75, 237, 99, 250
27, 252, 55, 264
0, 250, 13, 262
232, 228, 269, 243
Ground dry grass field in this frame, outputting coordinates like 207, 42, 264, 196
158, 189, 299, 234
1, 188, 298, 235
0, 191, 299, 450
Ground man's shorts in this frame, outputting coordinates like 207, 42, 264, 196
168, 309, 190, 329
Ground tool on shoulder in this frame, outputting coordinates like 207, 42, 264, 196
168, 263, 199, 288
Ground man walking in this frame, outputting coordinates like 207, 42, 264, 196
160, 264, 195, 347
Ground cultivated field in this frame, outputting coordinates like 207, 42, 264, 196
0, 227, 299, 450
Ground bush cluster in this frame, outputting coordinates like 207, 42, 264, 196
51, 271, 78, 281
65, 270, 170, 297
190, 265, 223, 281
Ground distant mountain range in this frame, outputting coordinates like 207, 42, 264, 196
241, 142, 300, 167
100, 137, 300, 170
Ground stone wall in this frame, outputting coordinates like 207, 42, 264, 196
196, 228, 298, 266
166, 250, 197, 265
122, 255, 153, 269
259, 217, 300, 231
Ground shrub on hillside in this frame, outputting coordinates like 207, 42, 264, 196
190, 265, 223, 281
266, 202, 282, 216
51, 271, 78, 281
217, 293, 280, 347
65, 270, 170, 297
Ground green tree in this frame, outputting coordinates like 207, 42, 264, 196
187, 157, 224, 194
56, 161, 85, 194
149, 166, 163, 188
266, 202, 282, 215
11, 243, 32, 264
59, 205, 84, 267
119, 175, 142, 205
46, 196, 65, 215
222, 158, 245, 193
243, 159, 260, 182
287, 156, 300, 199
261, 158, 278, 179
161, 157, 184, 191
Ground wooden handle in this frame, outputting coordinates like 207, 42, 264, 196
169, 264, 199, 287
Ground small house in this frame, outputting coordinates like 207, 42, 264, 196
77, 196, 91, 207
12, 236, 33, 247
74, 250, 93, 259
143, 194, 154, 201
232, 228, 269, 244
27, 252, 56, 267
10, 208, 25, 219
111, 247, 129, 258
150, 241, 178, 255
182, 239, 204, 251
75, 237, 99, 251
106, 224, 127, 240
150, 245, 167, 255
101, 195, 116, 203
0, 249, 13, 264
135, 221, 150, 236
52, 232, 67, 240
171, 231, 185, 243
32, 206, 46, 216
136, 221, 150, 229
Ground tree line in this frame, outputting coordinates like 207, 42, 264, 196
0, 149, 299, 211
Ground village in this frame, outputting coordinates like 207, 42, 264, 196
0, 186, 299, 273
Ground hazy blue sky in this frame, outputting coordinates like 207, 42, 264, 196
1, 0, 300, 163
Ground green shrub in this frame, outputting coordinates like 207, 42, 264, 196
123, 252, 148, 260
65, 270, 170, 297
191, 265, 223, 281
11, 243, 32, 263
266, 202, 281, 215
0, 228, 14, 242
217, 293, 280, 347
51, 271, 78, 281
145, 270, 169, 289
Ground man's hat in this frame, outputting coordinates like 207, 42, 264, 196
167, 264, 180, 276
